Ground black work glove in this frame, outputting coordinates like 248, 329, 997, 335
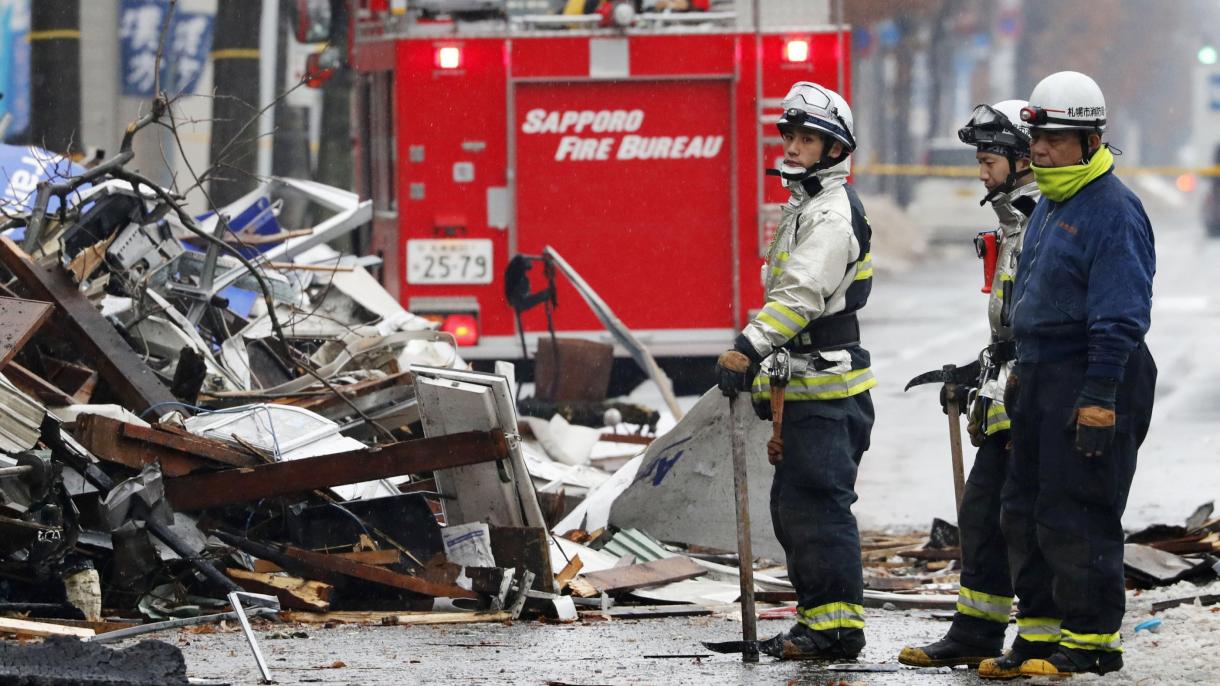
716, 336, 761, 398
939, 383, 972, 415
1074, 377, 1118, 458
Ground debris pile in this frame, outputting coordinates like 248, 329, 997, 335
0, 113, 638, 679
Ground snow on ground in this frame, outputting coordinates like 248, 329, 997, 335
1067, 580, 1220, 684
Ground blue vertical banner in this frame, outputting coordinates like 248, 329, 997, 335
0, 0, 30, 141
119, 0, 214, 97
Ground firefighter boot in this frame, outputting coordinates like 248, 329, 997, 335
758, 623, 864, 661
1020, 647, 1123, 677
978, 640, 1057, 680
898, 635, 1000, 668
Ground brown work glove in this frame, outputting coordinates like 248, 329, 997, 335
966, 397, 986, 448
716, 344, 758, 397
767, 436, 783, 465
1074, 377, 1118, 458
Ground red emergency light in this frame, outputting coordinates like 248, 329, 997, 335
441, 313, 479, 347
785, 39, 810, 63
436, 46, 463, 70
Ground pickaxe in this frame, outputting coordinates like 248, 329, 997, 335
905, 360, 981, 514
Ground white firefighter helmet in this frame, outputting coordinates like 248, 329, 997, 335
958, 99, 1031, 158
776, 81, 857, 153
1021, 71, 1106, 132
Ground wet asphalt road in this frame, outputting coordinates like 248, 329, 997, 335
174, 610, 1005, 685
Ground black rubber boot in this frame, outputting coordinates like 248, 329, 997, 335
898, 634, 1001, 668
1020, 647, 1123, 677
759, 624, 865, 661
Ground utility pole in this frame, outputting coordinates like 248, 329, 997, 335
317, 0, 353, 194
208, 0, 263, 207
29, 0, 81, 155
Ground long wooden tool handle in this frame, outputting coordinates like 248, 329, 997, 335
728, 395, 759, 662
947, 397, 966, 514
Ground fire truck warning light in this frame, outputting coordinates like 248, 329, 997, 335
437, 46, 462, 70
785, 39, 810, 63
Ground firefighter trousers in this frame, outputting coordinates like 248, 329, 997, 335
1000, 344, 1156, 653
946, 430, 1014, 651
770, 392, 874, 642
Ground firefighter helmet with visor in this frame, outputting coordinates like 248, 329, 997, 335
959, 100, 1031, 158
776, 82, 857, 153
959, 99, 1033, 206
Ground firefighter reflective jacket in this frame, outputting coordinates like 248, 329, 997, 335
741, 159, 875, 403
977, 180, 1039, 435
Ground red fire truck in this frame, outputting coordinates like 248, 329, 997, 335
346, 2, 851, 377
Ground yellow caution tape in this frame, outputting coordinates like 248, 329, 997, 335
210, 48, 261, 61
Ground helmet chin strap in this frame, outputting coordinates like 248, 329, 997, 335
978, 152, 1029, 206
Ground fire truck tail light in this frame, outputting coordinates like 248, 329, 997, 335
442, 314, 479, 347
436, 46, 462, 70
785, 39, 810, 63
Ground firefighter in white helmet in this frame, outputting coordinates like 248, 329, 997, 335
979, 71, 1156, 679
899, 99, 1040, 669
717, 81, 875, 660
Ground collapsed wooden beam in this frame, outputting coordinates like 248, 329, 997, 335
75, 414, 258, 477
164, 429, 508, 511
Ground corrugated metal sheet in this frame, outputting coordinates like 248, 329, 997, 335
0, 375, 46, 454
602, 528, 675, 562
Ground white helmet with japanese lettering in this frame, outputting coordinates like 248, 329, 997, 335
774, 81, 856, 180
1020, 71, 1106, 133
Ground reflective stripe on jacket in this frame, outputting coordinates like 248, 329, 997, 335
741, 159, 874, 403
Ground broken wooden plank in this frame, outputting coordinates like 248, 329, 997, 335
898, 548, 962, 562
1151, 593, 1220, 613
0, 238, 176, 415
41, 356, 98, 404
579, 603, 730, 620
332, 549, 402, 566
567, 577, 599, 598
226, 568, 333, 612
74, 414, 258, 477
555, 555, 584, 589
282, 610, 511, 625
276, 544, 478, 600
1147, 532, 1220, 555
4, 360, 75, 406
0, 616, 95, 639
580, 556, 706, 594
0, 296, 53, 369
864, 576, 924, 592
164, 429, 508, 511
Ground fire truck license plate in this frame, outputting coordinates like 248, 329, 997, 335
406, 239, 493, 285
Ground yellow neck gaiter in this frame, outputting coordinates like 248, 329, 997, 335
1031, 145, 1113, 202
